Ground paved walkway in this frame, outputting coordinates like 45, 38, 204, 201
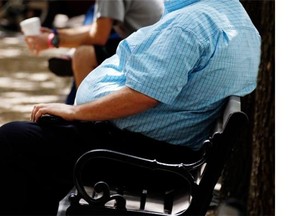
0, 29, 72, 126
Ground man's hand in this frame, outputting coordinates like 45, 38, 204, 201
31, 103, 76, 123
24, 28, 51, 55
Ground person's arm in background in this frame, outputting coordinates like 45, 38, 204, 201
57, 17, 113, 47
24, 17, 113, 55
31, 87, 159, 122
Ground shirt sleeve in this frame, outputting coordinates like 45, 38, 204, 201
95, 0, 125, 22
124, 26, 203, 105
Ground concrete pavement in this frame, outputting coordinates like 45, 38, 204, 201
0, 29, 72, 126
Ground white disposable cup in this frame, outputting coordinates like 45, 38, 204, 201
20, 17, 41, 36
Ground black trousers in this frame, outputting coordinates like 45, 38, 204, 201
0, 120, 196, 215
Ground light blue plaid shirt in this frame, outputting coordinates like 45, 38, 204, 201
75, 0, 261, 150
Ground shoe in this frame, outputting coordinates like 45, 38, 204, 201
48, 56, 73, 77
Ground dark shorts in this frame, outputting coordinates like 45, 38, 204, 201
93, 37, 122, 64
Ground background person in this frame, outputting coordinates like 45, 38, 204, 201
24, 0, 164, 103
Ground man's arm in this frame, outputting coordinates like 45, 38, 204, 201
58, 17, 114, 47
24, 17, 114, 54
31, 87, 159, 122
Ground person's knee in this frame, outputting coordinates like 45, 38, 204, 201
72, 46, 88, 64
0, 121, 29, 137
72, 46, 96, 70
72, 45, 97, 86
0, 121, 38, 150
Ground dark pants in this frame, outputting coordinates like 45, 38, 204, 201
0, 120, 196, 215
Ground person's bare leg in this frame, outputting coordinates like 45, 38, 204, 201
72, 45, 98, 87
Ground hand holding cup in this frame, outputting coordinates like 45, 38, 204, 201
20, 17, 41, 36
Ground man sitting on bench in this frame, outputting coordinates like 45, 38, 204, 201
0, 0, 261, 215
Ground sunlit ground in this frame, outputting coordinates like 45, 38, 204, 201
0, 30, 72, 126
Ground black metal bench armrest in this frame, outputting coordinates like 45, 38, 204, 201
73, 148, 203, 206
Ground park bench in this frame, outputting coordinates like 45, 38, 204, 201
57, 95, 249, 216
